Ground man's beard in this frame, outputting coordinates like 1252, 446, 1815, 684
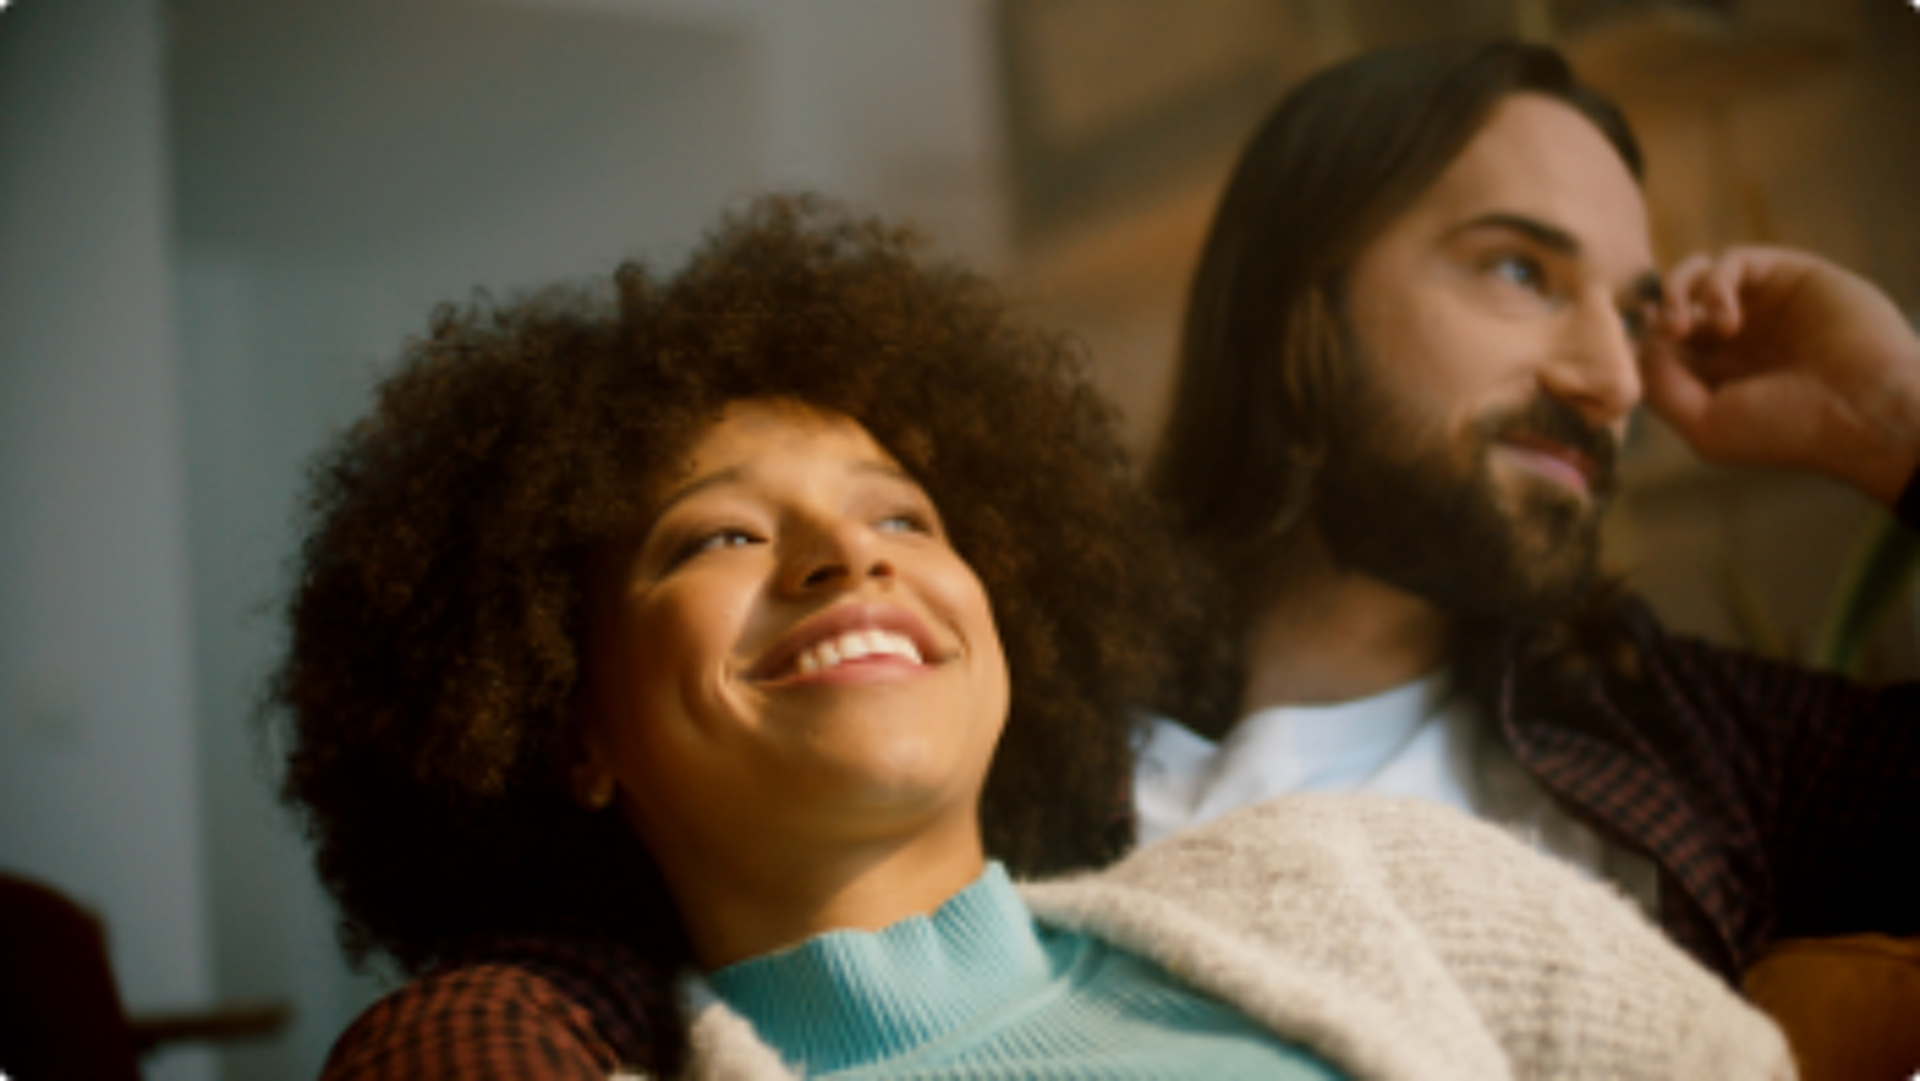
1312, 374, 1619, 624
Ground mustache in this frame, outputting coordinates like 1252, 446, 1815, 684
1479, 395, 1618, 494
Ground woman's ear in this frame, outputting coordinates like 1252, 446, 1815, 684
569, 699, 617, 811
570, 754, 617, 811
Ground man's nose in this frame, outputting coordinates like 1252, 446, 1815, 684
1541, 295, 1643, 427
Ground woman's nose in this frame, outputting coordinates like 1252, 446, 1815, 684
781, 520, 892, 594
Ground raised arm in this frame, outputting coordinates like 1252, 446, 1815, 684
1641, 246, 1920, 509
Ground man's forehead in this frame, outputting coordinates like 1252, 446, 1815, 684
1405, 93, 1654, 278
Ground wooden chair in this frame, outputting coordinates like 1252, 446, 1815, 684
0, 872, 289, 1079
1745, 934, 1920, 1081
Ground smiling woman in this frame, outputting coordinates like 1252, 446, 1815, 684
574, 400, 1013, 971
272, 193, 1198, 1075
275, 194, 1789, 1080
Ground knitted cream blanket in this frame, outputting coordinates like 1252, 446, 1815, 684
683, 795, 1791, 1080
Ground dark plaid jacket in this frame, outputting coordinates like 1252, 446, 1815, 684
321, 936, 672, 1079
1495, 597, 1920, 984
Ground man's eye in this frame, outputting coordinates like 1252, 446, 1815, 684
1620, 301, 1657, 343
1490, 254, 1547, 292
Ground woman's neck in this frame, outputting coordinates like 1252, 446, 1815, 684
665, 816, 989, 970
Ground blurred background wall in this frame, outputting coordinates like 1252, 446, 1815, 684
1, 1, 1914, 1078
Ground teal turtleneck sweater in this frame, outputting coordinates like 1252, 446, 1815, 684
704, 864, 1345, 1079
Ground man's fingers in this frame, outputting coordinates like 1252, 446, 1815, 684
1638, 339, 1713, 438
1660, 253, 1714, 335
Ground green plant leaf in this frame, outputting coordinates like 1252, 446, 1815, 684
1813, 514, 1920, 677
1712, 557, 1790, 661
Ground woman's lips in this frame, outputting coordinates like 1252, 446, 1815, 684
748, 603, 943, 683
791, 628, 923, 676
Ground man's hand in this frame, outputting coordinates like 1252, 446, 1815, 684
1640, 246, 1920, 507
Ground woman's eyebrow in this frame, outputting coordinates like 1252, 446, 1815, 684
649, 466, 747, 521
853, 459, 918, 486
650, 457, 915, 521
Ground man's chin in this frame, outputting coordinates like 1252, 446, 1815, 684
1313, 435, 1608, 624
1416, 507, 1603, 623
1483, 528, 1603, 620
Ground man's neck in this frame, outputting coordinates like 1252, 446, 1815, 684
1238, 528, 1452, 713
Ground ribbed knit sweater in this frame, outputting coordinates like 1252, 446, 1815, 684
704, 863, 1342, 1078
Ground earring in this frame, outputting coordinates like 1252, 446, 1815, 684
586, 774, 615, 810
573, 767, 616, 811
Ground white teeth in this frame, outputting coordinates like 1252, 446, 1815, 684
891, 633, 924, 665
789, 629, 923, 676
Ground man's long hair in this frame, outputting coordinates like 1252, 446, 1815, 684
1149, 41, 1646, 730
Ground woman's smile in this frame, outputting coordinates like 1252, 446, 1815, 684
574, 398, 1009, 898
747, 600, 945, 685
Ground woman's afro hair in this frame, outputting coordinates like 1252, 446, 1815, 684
269, 194, 1199, 983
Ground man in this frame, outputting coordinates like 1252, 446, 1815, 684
1141, 40, 1920, 985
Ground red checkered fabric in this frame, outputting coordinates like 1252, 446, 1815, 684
321, 936, 673, 1079
1494, 597, 1920, 983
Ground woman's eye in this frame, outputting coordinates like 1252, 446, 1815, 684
696, 528, 757, 552
670, 527, 758, 567
877, 511, 935, 536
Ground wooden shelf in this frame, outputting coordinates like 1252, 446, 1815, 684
1562, 4, 1848, 108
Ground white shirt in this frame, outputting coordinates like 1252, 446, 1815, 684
1135, 671, 1659, 915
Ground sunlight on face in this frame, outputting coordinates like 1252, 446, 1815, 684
576, 399, 1009, 889
1320, 95, 1656, 616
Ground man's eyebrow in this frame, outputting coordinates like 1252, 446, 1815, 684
1453, 212, 1664, 305
1448, 212, 1581, 256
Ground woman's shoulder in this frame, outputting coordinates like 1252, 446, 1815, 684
320, 936, 670, 1080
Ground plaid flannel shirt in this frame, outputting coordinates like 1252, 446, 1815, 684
1497, 596, 1920, 983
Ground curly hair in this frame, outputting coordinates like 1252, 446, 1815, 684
270, 195, 1192, 1018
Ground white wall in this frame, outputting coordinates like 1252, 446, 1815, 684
172, 6, 766, 1076
164, 1, 1006, 1077
3, 1, 1008, 1074
0, 2, 217, 1080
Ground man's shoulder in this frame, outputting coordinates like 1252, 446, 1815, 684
1498, 590, 1801, 695
320, 935, 665, 1079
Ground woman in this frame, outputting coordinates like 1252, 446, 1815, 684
275, 196, 1787, 1079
